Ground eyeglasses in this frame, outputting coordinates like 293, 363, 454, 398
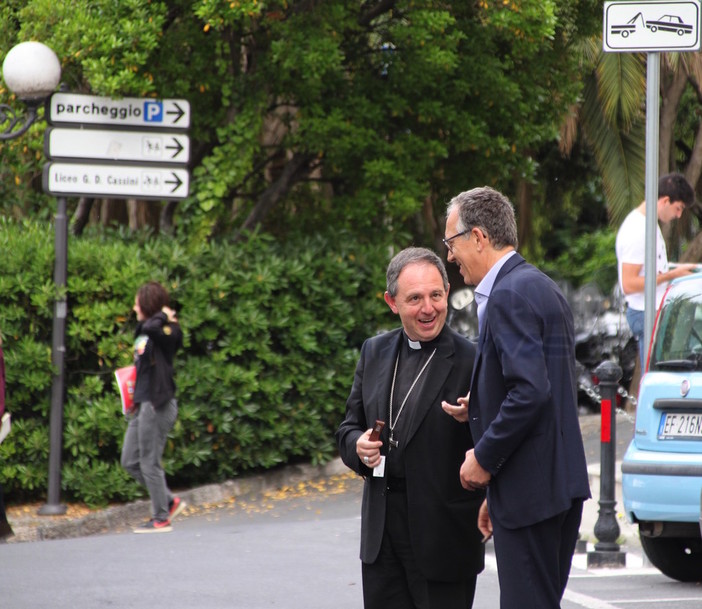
443, 230, 469, 253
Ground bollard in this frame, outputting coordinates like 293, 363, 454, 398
587, 360, 627, 568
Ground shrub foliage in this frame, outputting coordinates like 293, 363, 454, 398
0, 220, 391, 506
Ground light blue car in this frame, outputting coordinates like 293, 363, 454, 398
622, 274, 702, 582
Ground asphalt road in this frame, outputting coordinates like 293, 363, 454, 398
3, 466, 702, 609
5, 410, 702, 609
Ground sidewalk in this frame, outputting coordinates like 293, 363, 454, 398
4, 458, 349, 543
582, 460, 640, 546
572, 459, 647, 571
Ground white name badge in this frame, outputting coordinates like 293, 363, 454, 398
373, 455, 386, 477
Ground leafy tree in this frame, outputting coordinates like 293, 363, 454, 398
1, 0, 601, 254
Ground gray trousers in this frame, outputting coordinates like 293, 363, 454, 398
121, 399, 178, 521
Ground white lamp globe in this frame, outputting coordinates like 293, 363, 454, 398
2, 41, 61, 100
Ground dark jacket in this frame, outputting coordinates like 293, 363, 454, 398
336, 325, 485, 582
469, 253, 591, 529
134, 312, 183, 409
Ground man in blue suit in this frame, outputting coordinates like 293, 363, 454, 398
444, 187, 591, 608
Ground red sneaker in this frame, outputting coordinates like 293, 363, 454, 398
133, 518, 172, 534
168, 496, 186, 520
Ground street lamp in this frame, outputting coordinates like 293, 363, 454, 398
1, 41, 61, 139
1, 41, 67, 516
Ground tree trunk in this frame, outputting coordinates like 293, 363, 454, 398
160, 201, 178, 235
70, 197, 95, 236
235, 153, 312, 238
100, 199, 131, 227
684, 119, 702, 191
417, 193, 440, 251
126, 199, 139, 231
681, 231, 702, 263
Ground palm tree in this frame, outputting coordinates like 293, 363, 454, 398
560, 39, 646, 227
561, 42, 702, 261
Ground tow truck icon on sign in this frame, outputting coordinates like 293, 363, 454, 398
611, 12, 693, 37
611, 11, 644, 36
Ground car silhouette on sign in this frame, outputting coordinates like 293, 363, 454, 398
646, 14, 694, 35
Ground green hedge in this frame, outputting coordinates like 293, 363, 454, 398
0, 219, 391, 506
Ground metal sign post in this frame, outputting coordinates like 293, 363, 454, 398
38, 195, 68, 515
644, 53, 661, 365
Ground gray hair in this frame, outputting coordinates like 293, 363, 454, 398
386, 247, 449, 297
446, 186, 518, 250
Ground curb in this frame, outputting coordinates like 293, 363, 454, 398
7, 458, 350, 544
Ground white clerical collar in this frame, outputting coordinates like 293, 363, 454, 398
408, 338, 421, 350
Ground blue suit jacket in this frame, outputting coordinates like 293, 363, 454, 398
469, 253, 590, 529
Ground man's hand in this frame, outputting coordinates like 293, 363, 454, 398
669, 263, 699, 280
441, 393, 469, 423
460, 448, 491, 491
356, 428, 383, 468
478, 499, 492, 542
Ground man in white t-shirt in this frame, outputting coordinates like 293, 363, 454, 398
615, 173, 697, 365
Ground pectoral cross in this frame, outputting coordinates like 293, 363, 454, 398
389, 433, 399, 449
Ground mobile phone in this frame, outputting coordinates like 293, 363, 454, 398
369, 420, 385, 442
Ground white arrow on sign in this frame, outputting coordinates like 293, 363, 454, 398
47, 93, 191, 129
45, 128, 190, 164
43, 163, 190, 200
44, 127, 190, 164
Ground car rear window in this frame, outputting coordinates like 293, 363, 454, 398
650, 282, 702, 371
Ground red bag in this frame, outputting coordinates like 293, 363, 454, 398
115, 365, 137, 415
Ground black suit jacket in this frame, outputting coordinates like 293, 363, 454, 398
469, 253, 591, 529
336, 326, 485, 582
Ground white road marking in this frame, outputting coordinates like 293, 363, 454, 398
563, 589, 622, 609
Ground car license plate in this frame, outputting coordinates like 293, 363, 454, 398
658, 412, 702, 439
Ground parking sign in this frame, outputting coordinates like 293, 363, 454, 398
47, 93, 190, 129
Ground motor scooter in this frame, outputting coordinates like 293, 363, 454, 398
569, 282, 637, 412
446, 287, 478, 340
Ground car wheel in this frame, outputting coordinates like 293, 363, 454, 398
640, 534, 702, 582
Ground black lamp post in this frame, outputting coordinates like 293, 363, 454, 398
1, 42, 61, 139
1, 41, 67, 515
